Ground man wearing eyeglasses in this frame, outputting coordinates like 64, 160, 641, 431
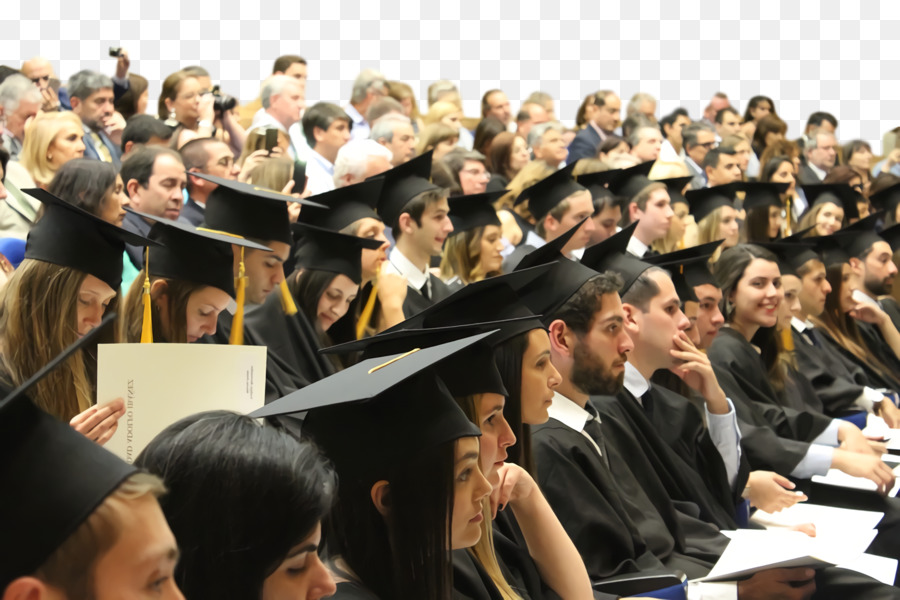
682, 121, 717, 190
20, 56, 64, 112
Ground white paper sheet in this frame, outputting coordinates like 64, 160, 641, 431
98, 344, 267, 463
702, 528, 877, 582
751, 503, 884, 539
811, 464, 900, 497
837, 553, 898, 586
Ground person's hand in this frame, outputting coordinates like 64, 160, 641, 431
103, 111, 127, 146
198, 93, 216, 123
376, 272, 408, 311
114, 48, 130, 80
832, 449, 896, 495
237, 149, 275, 182
668, 331, 728, 413
490, 463, 538, 518
838, 422, 881, 456
746, 471, 806, 513
885, 148, 900, 170
878, 398, 900, 429
69, 398, 126, 446
848, 301, 887, 326
790, 522, 817, 538
736, 568, 816, 600
39, 85, 60, 112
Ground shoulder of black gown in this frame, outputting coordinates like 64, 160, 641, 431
332, 581, 380, 600
452, 549, 504, 600
493, 509, 560, 600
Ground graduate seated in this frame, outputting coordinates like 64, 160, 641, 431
439, 190, 505, 290
612, 161, 673, 259
135, 411, 337, 600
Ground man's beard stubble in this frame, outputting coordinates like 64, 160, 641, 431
570, 341, 625, 396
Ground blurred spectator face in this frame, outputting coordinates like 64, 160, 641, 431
458, 159, 490, 195
485, 91, 512, 125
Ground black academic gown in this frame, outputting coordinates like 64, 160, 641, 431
492, 510, 563, 600
242, 290, 336, 401
856, 320, 900, 389
532, 412, 722, 583
452, 550, 504, 600
401, 274, 452, 318
792, 326, 873, 416
708, 328, 832, 442
816, 325, 900, 392
881, 296, 900, 333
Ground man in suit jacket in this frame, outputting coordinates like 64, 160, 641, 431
681, 121, 716, 190
68, 70, 123, 169
179, 138, 240, 226
797, 128, 838, 185
567, 90, 620, 164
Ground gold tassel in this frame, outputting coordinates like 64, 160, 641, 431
279, 278, 297, 315
140, 250, 153, 343
356, 263, 381, 340
229, 247, 246, 345
784, 197, 792, 237
780, 325, 795, 352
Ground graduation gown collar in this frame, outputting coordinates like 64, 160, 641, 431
623, 361, 650, 399
548, 391, 593, 431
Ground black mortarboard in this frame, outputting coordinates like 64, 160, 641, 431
514, 218, 602, 317
0, 314, 136, 589
800, 183, 861, 221
686, 182, 742, 222
131, 209, 271, 296
292, 223, 384, 284
575, 168, 621, 202
869, 182, 900, 219
879, 223, 900, 252
581, 221, 653, 293
812, 234, 851, 267
514, 162, 587, 220
251, 333, 490, 477
644, 241, 723, 300
448, 190, 503, 235
374, 149, 441, 225
607, 160, 655, 199
658, 175, 695, 206
23, 188, 155, 290
194, 173, 324, 246
834, 212, 887, 258
298, 178, 384, 231
742, 182, 790, 212
755, 227, 821, 275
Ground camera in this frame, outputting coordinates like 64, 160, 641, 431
108, 47, 123, 58
210, 85, 237, 113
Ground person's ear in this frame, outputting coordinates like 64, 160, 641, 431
164, 97, 174, 114
622, 302, 641, 336
125, 178, 141, 199
69, 96, 81, 112
397, 212, 415, 236
123, 140, 134, 155
187, 170, 204, 190
149, 279, 168, 301
2, 576, 51, 600
543, 214, 558, 235
628, 201, 640, 222
313, 125, 326, 144
547, 319, 573, 358
848, 257, 864, 275
370, 480, 391, 517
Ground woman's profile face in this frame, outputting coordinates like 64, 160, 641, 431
519, 329, 562, 425
77, 274, 116, 337
449, 436, 492, 550
432, 137, 459, 161
355, 218, 389, 283
839, 262, 856, 313
814, 202, 844, 236
475, 393, 516, 484
315, 274, 358, 332
184, 285, 231, 342
750, 101, 771, 121
769, 160, 795, 195
777, 275, 802, 332
48, 122, 86, 169
767, 205, 783, 239
170, 76, 202, 122
717, 205, 740, 248
99, 174, 130, 226
261, 523, 337, 600
478, 225, 504, 275
509, 136, 531, 173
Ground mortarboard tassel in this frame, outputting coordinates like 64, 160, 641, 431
230, 247, 246, 345
780, 325, 795, 352
279, 278, 298, 315
356, 263, 381, 340
140, 249, 153, 343
784, 197, 792, 237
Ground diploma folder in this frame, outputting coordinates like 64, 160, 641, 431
98, 344, 267, 463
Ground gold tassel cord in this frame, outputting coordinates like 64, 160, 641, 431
279, 278, 297, 315
230, 246, 246, 346
140, 249, 153, 343
780, 325, 795, 352
356, 262, 381, 340
784, 197, 792, 237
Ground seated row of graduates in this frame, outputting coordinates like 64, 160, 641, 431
10, 150, 900, 598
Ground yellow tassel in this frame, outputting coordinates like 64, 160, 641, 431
140, 250, 153, 343
784, 197, 792, 237
356, 263, 381, 340
229, 247, 246, 345
279, 278, 297, 315
780, 325, 795, 352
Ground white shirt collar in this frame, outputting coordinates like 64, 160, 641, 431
249, 111, 289, 133
808, 162, 827, 181
524, 229, 547, 250
623, 361, 650, 401
387, 246, 429, 290
791, 316, 812, 332
547, 391, 592, 431
626, 235, 650, 258
343, 103, 366, 126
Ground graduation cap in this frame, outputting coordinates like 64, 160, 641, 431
323, 325, 509, 398
513, 218, 602, 317
879, 223, 900, 252
194, 172, 325, 246
869, 182, 900, 219
658, 175, 695, 206
606, 160, 655, 199
514, 162, 587, 221
644, 241, 723, 301
448, 190, 503, 236
374, 149, 441, 226
685, 182, 742, 222
251, 332, 490, 478
129, 209, 272, 345
742, 182, 790, 212
298, 178, 384, 231
812, 234, 851, 268
22, 188, 155, 290
581, 221, 653, 293
574, 167, 621, 202
292, 223, 384, 284
754, 227, 821, 276
800, 183, 861, 221
834, 212, 887, 258
0, 313, 136, 590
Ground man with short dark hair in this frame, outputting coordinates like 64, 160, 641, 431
568, 90, 621, 163
272, 54, 308, 81
481, 89, 512, 127
515, 101, 550, 140
68, 69, 123, 167
798, 128, 838, 184
658, 107, 691, 162
120, 114, 174, 157
703, 147, 742, 187
702, 91, 730, 125
714, 106, 741, 138
681, 121, 717, 189
301, 102, 353, 195
345, 68, 387, 141
180, 138, 240, 226
796, 111, 838, 154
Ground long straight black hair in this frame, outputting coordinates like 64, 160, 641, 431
493, 330, 534, 474
325, 439, 457, 600
135, 411, 337, 600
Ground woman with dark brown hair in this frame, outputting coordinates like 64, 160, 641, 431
751, 114, 787, 159
486, 132, 531, 192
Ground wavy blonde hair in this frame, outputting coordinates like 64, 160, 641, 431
0, 259, 120, 420
439, 226, 500, 285
19, 110, 84, 187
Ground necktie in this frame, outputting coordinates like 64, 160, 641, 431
804, 328, 821, 348
641, 388, 655, 421
582, 408, 610, 469
89, 131, 113, 163
420, 278, 431, 301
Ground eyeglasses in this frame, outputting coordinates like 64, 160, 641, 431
31, 75, 50, 84
461, 169, 491, 181
698, 141, 717, 149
